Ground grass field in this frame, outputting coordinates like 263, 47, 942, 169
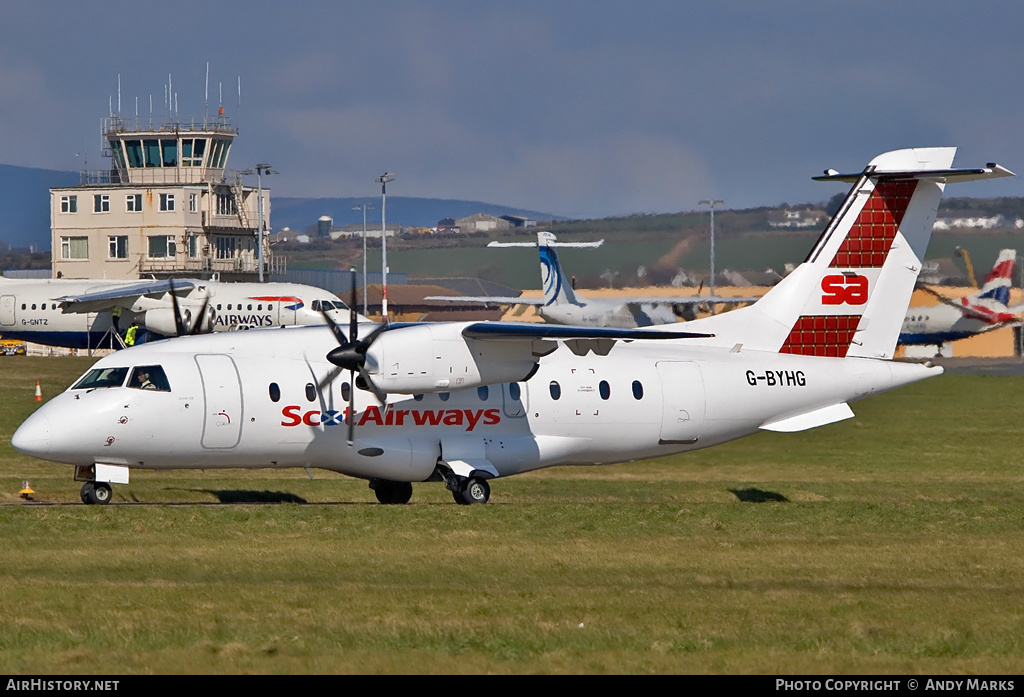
1, 357, 1023, 674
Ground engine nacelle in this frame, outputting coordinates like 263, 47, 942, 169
140, 308, 179, 336
367, 322, 540, 394
141, 305, 215, 336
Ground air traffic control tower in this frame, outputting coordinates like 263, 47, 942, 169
51, 108, 281, 281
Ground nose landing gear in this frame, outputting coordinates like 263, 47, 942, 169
80, 481, 112, 505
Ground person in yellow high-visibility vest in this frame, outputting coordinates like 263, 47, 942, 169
124, 322, 138, 347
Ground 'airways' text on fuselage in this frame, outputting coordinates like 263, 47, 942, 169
746, 370, 806, 387
215, 314, 274, 328
281, 405, 501, 431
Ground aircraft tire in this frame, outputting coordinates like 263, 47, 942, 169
374, 480, 412, 505
456, 478, 490, 505
81, 481, 112, 505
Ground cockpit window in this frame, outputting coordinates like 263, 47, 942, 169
72, 367, 129, 390
128, 365, 171, 392
312, 300, 350, 312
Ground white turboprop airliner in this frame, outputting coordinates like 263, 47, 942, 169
900, 248, 1024, 350
427, 231, 760, 327
0, 277, 364, 349
12, 148, 1012, 506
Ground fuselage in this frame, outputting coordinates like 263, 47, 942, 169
899, 303, 1005, 345
0, 278, 356, 348
13, 322, 940, 483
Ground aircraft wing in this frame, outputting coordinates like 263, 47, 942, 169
619, 295, 761, 305
424, 295, 546, 305
461, 322, 713, 341
53, 279, 195, 313
426, 294, 761, 307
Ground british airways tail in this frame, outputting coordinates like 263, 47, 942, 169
681, 148, 1014, 359
972, 249, 1015, 307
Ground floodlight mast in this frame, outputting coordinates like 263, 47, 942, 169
376, 172, 395, 321
699, 199, 724, 314
353, 203, 374, 316
242, 164, 277, 283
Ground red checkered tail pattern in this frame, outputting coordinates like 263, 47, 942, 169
680, 148, 1013, 360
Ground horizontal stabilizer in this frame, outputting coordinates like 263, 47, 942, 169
759, 402, 854, 432
813, 163, 1014, 183
487, 239, 604, 248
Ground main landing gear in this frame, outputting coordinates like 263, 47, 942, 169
370, 479, 413, 505
369, 474, 493, 505
452, 477, 490, 506
80, 481, 112, 505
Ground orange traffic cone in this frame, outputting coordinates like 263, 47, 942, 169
34, 381, 42, 401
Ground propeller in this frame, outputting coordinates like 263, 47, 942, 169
915, 283, 970, 311
168, 279, 213, 336
318, 270, 390, 444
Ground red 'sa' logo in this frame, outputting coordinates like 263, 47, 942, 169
821, 274, 869, 306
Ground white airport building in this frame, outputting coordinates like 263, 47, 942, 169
50, 111, 281, 281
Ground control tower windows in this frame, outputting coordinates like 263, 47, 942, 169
125, 140, 143, 168
143, 139, 161, 167
161, 140, 177, 167
181, 138, 207, 167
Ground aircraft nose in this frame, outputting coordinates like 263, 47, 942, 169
11, 411, 51, 457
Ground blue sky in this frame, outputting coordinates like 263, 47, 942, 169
1, 1, 1022, 218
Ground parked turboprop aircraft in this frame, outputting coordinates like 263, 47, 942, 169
0, 276, 364, 349
426, 231, 760, 327
12, 148, 1012, 506
900, 249, 1023, 350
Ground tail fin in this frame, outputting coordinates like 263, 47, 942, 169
538, 231, 581, 307
683, 148, 1014, 359
971, 249, 1015, 306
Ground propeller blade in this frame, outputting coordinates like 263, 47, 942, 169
357, 364, 388, 404
168, 278, 183, 337
187, 293, 212, 335
349, 268, 358, 345
347, 370, 355, 446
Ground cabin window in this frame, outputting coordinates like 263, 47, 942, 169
128, 365, 171, 392
549, 381, 561, 400
341, 382, 351, 402
72, 367, 129, 390
477, 385, 489, 401
439, 392, 450, 401
599, 381, 611, 400
305, 383, 317, 402
509, 383, 521, 401
413, 394, 424, 401
269, 383, 281, 402
632, 380, 644, 400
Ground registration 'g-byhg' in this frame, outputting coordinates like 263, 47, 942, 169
12, 148, 1012, 505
